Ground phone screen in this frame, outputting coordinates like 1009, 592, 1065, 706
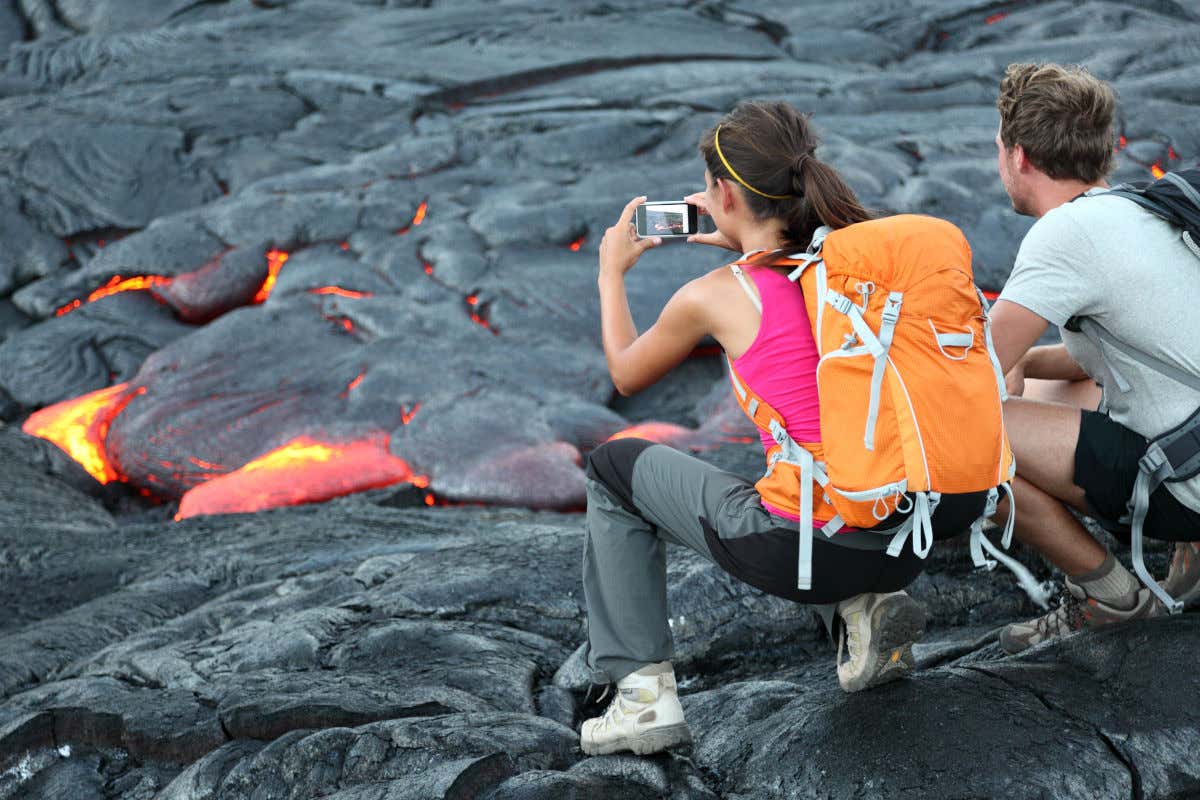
643, 203, 692, 235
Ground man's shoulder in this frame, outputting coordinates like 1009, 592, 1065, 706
1018, 191, 1147, 258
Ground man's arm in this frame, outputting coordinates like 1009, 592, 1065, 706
1020, 343, 1089, 381
988, 298, 1050, 375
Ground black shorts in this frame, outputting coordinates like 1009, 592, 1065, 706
1075, 410, 1200, 542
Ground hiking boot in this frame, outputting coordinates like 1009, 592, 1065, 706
998, 578, 1162, 654
580, 661, 692, 756
1161, 541, 1200, 610
836, 591, 926, 693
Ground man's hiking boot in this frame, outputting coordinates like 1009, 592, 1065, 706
836, 591, 926, 693
1161, 541, 1200, 610
999, 577, 1161, 654
580, 661, 692, 756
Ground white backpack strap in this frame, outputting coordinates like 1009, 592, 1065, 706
1130, 444, 1185, 613
976, 287, 1010, 402
797, 446, 815, 590
728, 264, 762, 313
726, 355, 748, 401
1072, 317, 1200, 394
967, 483, 1055, 609
764, 418, 821, 591
824, 290, 902, 450
885, 491, 939, 559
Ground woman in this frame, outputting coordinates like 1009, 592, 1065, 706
579, 101, 988, 757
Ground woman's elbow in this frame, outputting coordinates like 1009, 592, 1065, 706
611, 376, 637, 397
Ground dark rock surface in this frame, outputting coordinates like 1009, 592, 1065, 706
2, 1, 1199, 798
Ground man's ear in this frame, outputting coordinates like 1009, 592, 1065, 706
1012, 143, 1032, 174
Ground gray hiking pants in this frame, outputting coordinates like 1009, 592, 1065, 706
582, 438, 983, 684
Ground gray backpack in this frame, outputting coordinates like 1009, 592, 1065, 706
1067, 168, 1200, 613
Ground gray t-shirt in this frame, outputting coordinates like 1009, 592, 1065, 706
999, 188, 1200, 513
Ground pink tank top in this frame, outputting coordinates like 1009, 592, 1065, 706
730, 264, 822, 521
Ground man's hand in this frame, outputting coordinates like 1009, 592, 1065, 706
1005, 356, 1027, 397
599, 196, 661, 281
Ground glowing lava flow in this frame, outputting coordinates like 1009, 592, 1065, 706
253, 249, 290, 303
57, 274, 172, 316
56, 248, 293, 317
568, 235, 586, 252
985, 12, 1007, 24
607, 422, 692, 444
309, 287, 374, 299
397, 200, 429, 234
175, 433, 428, 519
21, 383, 144, 484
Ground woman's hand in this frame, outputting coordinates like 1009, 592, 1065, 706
683, 191, 739, 252
599, 196, 661, 281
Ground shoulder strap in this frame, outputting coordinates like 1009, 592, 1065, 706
1071, 317, 1200, 393
728, 264, 762, 313
1105, 188, 1173, 218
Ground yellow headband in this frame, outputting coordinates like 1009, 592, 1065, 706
713, 124, 793, 201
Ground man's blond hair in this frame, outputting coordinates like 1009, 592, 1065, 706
997, 62, 1116, 183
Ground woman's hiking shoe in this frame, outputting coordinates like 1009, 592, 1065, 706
1161, 541, 1200, 609
580, 661, 692, 756
998, 577, 1161, 654
836, 591, 926, 693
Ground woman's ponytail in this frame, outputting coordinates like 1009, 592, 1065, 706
699, 101, 871, 252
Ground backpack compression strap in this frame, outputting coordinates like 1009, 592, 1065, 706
1069, 317, 1200, 613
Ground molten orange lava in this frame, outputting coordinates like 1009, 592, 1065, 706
345, 371, 366, 394
1118, 135, 1128, 149
568, 235, 586, 252
89, 274, 171, 302
188, 456, 225, 471
397, 201, 429, 234
310, 287, 374, 299
607, 422, 692, 444
22, 383, 143, 484
400, 403, 420, 425
1150, 161, 1166, 179
175, 433, 423, 519
985, 12, 1007, 24
466, 294, 479, 306
981, 289, 1000, 302
423, 263, 434, 275
1168, 146, 1179, 160
253, 249, 290, 303
57, 273, 173, 316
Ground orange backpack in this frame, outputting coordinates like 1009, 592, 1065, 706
726, 214, 1017, 589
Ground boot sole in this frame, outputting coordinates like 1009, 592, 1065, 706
840, 595, 927, 693
581, 723, 693, 756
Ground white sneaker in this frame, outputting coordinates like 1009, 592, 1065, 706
836, 591, 926, 693
579, 661, 692, 756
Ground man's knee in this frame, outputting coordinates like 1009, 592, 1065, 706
586, 438, 655, 513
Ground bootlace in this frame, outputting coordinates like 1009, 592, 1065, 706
593, 692, 637, 733
1034, 590, 1084, 639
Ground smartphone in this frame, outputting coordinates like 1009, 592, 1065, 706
634, 201, 699, 239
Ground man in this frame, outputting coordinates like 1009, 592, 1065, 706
986, 62, 1200, 653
